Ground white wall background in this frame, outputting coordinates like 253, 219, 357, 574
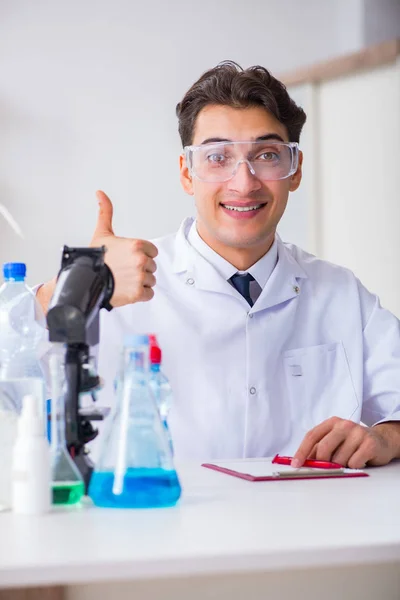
318, 60, 400, 316
0, 0, 382, 285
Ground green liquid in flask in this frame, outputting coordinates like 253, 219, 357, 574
52, 480, 85, 505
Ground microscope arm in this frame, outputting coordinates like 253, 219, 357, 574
46, 246, 114, 488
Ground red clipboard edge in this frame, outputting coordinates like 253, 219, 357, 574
201, 462, 369, 481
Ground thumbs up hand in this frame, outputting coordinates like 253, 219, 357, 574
91, 190, 158, 307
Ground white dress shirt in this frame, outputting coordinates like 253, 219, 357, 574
188, 221, 278, 303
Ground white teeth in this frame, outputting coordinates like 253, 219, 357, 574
222, 204, 263, 212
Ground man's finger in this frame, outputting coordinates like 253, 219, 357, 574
308, 444, 318, 459
331, 428, 366, 466
94, 190, 114, 237
347, 440, 375, 469
141, 287, 155, 302
292, 418, 338, 467
143, 272, 156, 288
141, 240, 158, 259
314, 428, 350, 462
145, 257, 157, 273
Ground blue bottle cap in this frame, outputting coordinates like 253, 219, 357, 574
3, 262, 26, 281
123, 333, 149, 347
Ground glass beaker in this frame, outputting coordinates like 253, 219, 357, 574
49, 346, 85, 505
89, 335, 181, 508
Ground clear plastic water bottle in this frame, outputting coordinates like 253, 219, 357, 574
148, 341, 174, 456
89, 334, 181, 508
0, 262, 47, 509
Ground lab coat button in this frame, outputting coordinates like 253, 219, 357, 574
250, 387, 257, 395
186, 278, 195, 286
248, 313, 253, 318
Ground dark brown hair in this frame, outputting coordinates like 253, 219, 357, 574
176, 60, 306, 147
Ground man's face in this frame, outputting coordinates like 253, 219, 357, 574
180, 105, 302, 262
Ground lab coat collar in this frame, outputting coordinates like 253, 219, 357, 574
172, 217, 308, 311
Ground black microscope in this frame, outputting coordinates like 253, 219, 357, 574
46, 246, 114, 491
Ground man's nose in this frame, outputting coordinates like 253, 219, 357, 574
227, 160, 262, 194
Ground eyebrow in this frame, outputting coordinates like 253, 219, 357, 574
199, 133, 286, 145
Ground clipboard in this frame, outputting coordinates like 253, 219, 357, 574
201, 459, 369, 481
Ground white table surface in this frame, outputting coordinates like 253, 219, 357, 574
0, 459, 399, 588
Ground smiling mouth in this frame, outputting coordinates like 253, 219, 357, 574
220, 203, 266, 212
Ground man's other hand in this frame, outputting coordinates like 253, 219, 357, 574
292, 417, 400, 469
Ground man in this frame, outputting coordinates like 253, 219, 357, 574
38, 61, 400, 468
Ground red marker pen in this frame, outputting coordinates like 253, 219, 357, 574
272, 454, 343, 470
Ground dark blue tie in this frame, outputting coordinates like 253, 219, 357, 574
230, 273, 254, 306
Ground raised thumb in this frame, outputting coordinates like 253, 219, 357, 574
94, 190, 114, 236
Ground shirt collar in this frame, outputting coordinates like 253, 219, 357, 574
187, 219, 278, 289
172, 218, 309, 313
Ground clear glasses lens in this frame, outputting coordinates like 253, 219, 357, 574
185, 141, 298, 182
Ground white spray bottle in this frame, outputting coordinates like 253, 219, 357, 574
12, 394, 51, 515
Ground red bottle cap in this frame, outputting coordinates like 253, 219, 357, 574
150, 344, 162, 364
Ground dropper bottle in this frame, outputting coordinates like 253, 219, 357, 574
49, 348, 85, 505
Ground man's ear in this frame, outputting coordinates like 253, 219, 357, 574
179, 154, 194, 195
289, 150, 303, 192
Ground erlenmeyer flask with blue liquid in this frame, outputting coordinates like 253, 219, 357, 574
88, 334, 181, 508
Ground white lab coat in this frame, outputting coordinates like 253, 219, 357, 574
95, 217, 400, 461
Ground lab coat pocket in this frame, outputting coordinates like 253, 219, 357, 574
283, 342, 359, 430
